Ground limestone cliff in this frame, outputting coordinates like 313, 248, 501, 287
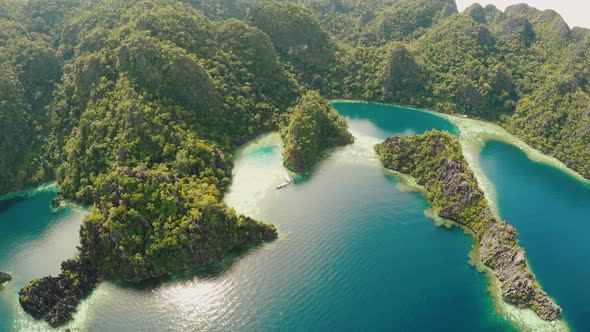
375, 130, 561, 321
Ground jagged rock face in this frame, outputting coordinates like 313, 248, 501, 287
465, 3, 486, 24
245, 2, 337, 91
0, 272, 11, 284
435, 158, 489, 223
480, 222, 561, 320
370, 0, 458, 43
494, 16, 536, 48
18, 259, 99, 327
117, 34, 224, 121
246, 2, 332, 61
375, 130, 561, 321
383, 43, 424, 102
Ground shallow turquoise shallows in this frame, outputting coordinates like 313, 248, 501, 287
479, 141, 590, 332
5, 102, 588, 331
0, 189, 85, 331
332, 101, 457, 138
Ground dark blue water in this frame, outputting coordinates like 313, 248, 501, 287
480, 141, 590, 332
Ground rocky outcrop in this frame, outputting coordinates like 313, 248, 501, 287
19, 259, 99, 327
375, 130, 561, 321
0, 272, 11, 284
117, 34, 224, 123
50, 194, 64, 208
480, 222, 561, 320
383, 43, 425, 103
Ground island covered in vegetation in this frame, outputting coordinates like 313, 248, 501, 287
375, 130, 562, 321
281, 91, 354, 172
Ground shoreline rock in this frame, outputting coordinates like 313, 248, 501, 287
375, 130, 561, 321
50, 193, 65, 208
0, 272, 11, 284
480, 222, 560, 320
19, 259, 100, 327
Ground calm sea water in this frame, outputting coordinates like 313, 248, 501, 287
3, 102, 584, 331
480, 141, 590, 332
0, 189, 85, 331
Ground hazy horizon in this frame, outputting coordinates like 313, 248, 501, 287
456, 0, 589, 29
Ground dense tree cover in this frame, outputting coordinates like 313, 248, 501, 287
411, 14, 516, 118
245, 2, 339, 93
79, 166, 276, 283
361, 0, 457, 45
185, 0, 250, 21
382, 43, 426, 104
56, 77, 230, 204
0, 1, 62, 195
375, 131, 562, 320
281, 91, 354, 171
185, 0, 590, 174
302, 1, 590, 178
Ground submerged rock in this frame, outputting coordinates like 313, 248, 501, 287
0, 272, 11, 284
375, 130, 561, 321
50, 198, 60, 208
50, 194, 65, 208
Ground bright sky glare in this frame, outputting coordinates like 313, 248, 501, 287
455, 0, 590, 29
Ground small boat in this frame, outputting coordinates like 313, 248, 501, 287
276, 176, 292, 190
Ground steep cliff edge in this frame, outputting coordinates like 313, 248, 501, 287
375, 130, 561, 321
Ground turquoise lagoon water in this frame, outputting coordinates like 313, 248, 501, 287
332, 101, 457, 138
0, 102, 584, 331
0, 189, 85, 331
479, 141, 590, 332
